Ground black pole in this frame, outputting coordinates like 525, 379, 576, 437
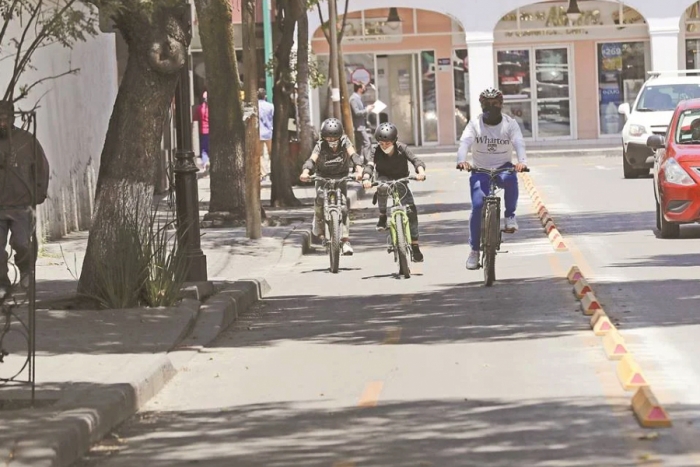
173, 7, 207, 282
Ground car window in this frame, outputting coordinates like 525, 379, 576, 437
635, 84, 700, 111
676, 109, 700, 143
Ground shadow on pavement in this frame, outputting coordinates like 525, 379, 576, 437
74, 397, 700, 467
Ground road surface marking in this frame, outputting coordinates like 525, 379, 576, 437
358, 381, 383, 408
383, 326, 402, 345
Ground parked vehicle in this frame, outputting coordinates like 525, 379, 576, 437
619, 71, 700, 179
646, 98, 700, 238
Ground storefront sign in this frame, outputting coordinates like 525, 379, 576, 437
492, 1, 647, 43
437, 58, 451, 72
342, 18, 402, 44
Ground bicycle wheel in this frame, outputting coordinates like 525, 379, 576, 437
328, 210, 342, 273
395, 214, 411, 279
482, 204, 499, 287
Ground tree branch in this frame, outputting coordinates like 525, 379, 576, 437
12, 67, 80, 103
338, 0, 349, 42
4, 0, 44, 101
0, 0, 21, 48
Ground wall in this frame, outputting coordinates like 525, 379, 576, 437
574, 41, 600, 140
0, 14, 118, 240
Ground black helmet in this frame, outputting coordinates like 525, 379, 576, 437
320, 118, 344, 139
479, 87, 503, 103
375, 122, 398, 143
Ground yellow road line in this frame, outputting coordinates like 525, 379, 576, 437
358, 381, 383, 408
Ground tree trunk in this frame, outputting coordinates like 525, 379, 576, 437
296, 7, 315, 173
270, 0, 304, 207
78, 3, 190, 297
337, 45, 355, 147
242, 0, 262, 239
194, 0, 246, 218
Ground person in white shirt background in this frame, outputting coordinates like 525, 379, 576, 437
456, 87, 529, 270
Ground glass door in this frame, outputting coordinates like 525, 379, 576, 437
496, 46, 573, 140
497, 49, 533, 138
535, 47, 572, 138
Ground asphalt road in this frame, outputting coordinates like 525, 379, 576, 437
75, 155, 700, 467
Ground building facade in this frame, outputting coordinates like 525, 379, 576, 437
310, 0, 700, 146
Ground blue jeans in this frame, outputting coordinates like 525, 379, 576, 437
199, 133, 210, 165
469, 163, 519, 251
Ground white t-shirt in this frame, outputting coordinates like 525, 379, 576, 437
456, 114, 527, 169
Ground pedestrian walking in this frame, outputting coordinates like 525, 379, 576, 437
0, 101, 50, 298
258, 88, 274, 181
349, 82, 375, 165
193, 91, 210, 171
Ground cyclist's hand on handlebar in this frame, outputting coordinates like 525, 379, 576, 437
515, 163, 528, 173
362, 179, 372, 189
300, 171, 311, 183
456, 162, 472, 171
415, 172, 426, 181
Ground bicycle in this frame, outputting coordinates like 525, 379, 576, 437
460, 166, 530, 287
372, 176, 421, 279
310, 175, 356, 274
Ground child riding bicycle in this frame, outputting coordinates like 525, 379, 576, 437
362, 122, 426, 262
300, 118, 363, 256
456, 87, 529, 270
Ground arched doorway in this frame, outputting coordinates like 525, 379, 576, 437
311, 7, 464, 146
492, 1, 649, 141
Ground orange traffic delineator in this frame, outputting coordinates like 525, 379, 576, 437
540, 213, 553, 225
591, 313, 616, 336
602, 330, 628, 360
548, 229, 562, 244
553, 240, 569, 252
580, 291, 602, 316
573, 277, 593, 299
544, 220, 556, 234
567, 266, 583, 284
617, 355, 649, 391
632, 387, 672, 428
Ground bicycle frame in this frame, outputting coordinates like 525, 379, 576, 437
311, 176, 354, 239
373, 177, 415, 260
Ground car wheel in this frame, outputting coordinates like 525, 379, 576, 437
623, 150, 637, 179
657, 198, 680, 239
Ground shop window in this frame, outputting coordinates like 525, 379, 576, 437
420, 51, 438, 143
497, 49, 533, 137
597, 42, 646, 135
535, 48, 571, 138
453, 49, 469, 139
685, 39, 700, 75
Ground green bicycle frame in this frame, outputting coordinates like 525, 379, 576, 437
388, 191, 412, 247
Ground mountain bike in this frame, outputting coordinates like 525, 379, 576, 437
462, 166, 530, 287
372, 176, 421, 279
311, 175, 355, 274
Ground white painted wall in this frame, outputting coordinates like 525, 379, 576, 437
0, 17, 118, 240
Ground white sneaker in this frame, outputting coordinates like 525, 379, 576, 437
342, 241, 354, 256
466, 250, 480, 270
504, 215, 518, 233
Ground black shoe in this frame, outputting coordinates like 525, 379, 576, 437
411, 244, 424, 262
376, 215, 387, 231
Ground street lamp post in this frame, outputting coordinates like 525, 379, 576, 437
173, 7, 207, 282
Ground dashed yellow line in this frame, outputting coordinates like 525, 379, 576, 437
358, 381, 383, 408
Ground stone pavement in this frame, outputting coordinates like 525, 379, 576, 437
0, 178, 366, 467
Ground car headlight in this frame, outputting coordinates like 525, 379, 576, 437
662, 158, 695, 186
629, 124, 646, 137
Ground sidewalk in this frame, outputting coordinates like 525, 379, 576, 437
1, 179, 365, 467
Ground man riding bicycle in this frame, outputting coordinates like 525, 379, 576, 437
456, 87, 528, 270
300, 118, 363, 255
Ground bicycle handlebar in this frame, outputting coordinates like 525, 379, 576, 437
370, 175, 423, 187
456, 165, 530, 174
310, 175, 357, 184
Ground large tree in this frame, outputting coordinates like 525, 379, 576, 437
79, 0, 191, 296
295, 3, 314, 164
194, 0, 246, 219
269, 0, 305, 207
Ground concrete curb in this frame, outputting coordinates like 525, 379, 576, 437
4, 280, 268, 467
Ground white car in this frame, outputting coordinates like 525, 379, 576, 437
618, 72, 700, 179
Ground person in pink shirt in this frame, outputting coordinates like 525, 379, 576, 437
193, 91, 209, 169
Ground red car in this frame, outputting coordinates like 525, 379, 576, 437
647, 98, 700, 238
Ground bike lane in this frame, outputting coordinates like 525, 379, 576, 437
79, 159, 657, 467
